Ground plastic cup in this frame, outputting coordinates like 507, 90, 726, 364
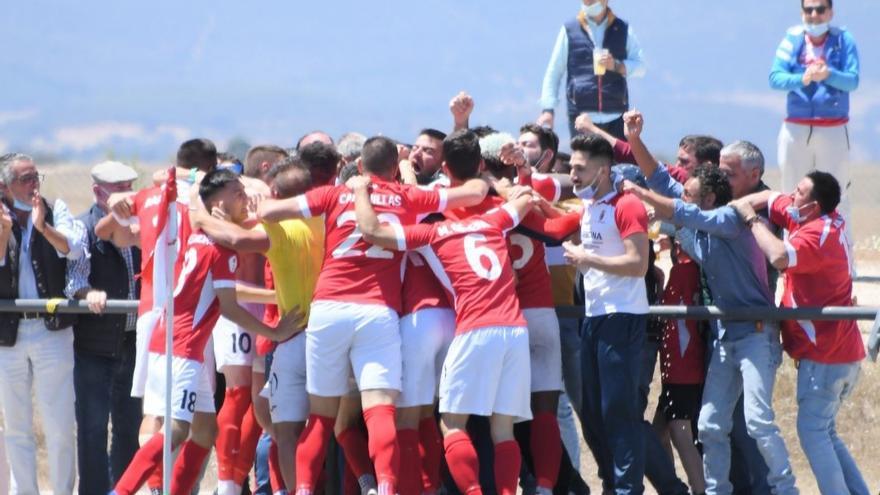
593, 48, 609, 76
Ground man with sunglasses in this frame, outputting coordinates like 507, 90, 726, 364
770, 0, 859, 253
0, 153, 87, 494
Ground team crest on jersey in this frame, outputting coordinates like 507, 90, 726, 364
228, 255, 238, 273
598, 210, 606, 223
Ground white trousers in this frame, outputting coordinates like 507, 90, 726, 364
0, 321, 75, 495
777, 121, 853, 244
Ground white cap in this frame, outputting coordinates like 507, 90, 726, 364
90, 161, 138, 184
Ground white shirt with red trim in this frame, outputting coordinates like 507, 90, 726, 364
296, 177, 447, 313
148, 232, 238, 362
579, 190, 649, 316
398, 204, 527, 335
124, 185, 192, 316
769, 193, 864, 363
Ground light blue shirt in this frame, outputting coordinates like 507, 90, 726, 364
540, 18, 646, 123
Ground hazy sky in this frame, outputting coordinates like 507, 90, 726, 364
3, 1, 878, 164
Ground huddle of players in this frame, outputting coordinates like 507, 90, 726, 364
103, 128, 582, 495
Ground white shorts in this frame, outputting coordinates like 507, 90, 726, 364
306, 300, 402, 397
398, 308, 456, 408
143, 352, 216, 423
131, 308, 162, 398
439, 326, 532, 422
213, 303, 262, 372
262, 334, 309, 423
523, 308, 563, 393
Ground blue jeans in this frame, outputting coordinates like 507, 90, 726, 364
580, 313, 646, 495
638, 339, 689, 495
796, 359, 868, 495
73, 336, 142, 495
697, 329, 798, 495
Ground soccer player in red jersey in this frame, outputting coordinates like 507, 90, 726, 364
257, 136, 489, 495
351, 129, 541, 495
112, 169, 304, 495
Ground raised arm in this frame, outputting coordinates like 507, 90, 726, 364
622, 111, 663, 181
729, 199, 789, 270
450, 92, 474, 132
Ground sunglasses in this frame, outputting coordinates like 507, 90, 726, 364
14, 173, 44, 184
803, 6, 828, 15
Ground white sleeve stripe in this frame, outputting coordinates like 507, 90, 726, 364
768, 192, 782, 216
296, 195, 312, 218
784, 240, 798, 268
552, 177, 562, 203
501, 203, 521, 232
436, 188, 448, 212
213, 280, 237, 289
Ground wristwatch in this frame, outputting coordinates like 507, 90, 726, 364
744, 215, 761, 227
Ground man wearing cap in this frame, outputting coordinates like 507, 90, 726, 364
66, 161, 142, 494
0, 153, 86, 495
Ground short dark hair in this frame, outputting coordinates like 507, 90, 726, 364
360, 136, 399, 176
693, 164, 732, 207
570, 134, 613, 166
680, 135, 724, 166
802, 0, 832, 8
519, 123, 559, 155
470, 125, 497, 138
419, 128, 447, 142
298, 142, 341, 187
245, 145, 288, 178
267, 156, 312, 199
806, 170, 841, 214
177, 138, 217, 172
442, 130, 482, 181
199, 168, 239, 204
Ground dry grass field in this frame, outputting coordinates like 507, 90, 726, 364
8, 163, 880, 493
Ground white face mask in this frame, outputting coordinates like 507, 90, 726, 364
574, 171, 601, 200
13, 198, 32, 212
582, 1, 605, 19
804, 21, 830, 37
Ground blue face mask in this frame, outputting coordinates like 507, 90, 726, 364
804, 22, 830, 37
582, 1, 605, 19
13, 198, 32, 212
574, 172, 601, 200
786, 201, 816, 224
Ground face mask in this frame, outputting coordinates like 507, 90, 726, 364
574, 172, 601, 200
582, 1, 605, 19
786, 201, 816, 224
13, 198, 32, 212
804, 22, 830, 37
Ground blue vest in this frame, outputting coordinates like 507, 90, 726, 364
783, 27, 850, 120
564, 16, 629, 115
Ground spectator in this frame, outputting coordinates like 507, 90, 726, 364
625, 165, 799, 495
538, 0, 646, 140
731, 171, 868, 495
0, 153, 86, 495
296, 130, 334, 151
770, 0, 859, 246
65, 161, 143, 494
561, 134, 650, 494
336, 132, 367, 170
404, 128, 448, 187
298, 141, 342, 188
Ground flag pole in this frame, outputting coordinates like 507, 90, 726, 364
163, 168, 179, 495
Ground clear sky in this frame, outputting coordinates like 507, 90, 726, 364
2, 1, 878, 164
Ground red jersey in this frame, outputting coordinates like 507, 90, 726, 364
517, 173, 562, 203
659, 257, 705, 385
297, 177, 446, 313
769, 193, 864, 363
398, 204, 527, 335
149, 231, 238, 362
401, 250, 452, 316
257, 263, 279, 357
126, 185, 192, 316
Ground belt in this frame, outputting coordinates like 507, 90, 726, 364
20, 312, 44, 320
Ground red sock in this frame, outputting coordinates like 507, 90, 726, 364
362, 405, 400, 493
269, 439, 286, 493
146, 463, 163, 492
343, 462, 359, 495
397, 428, 421, 495
531, 412, 562, 490
234, 404, 263, 485
493, 440, 521, 495
171, 440, 211, 495
295, 414, 335, 494
216, 387, 253, 481
114, 433, 165, 495
336, 425, 374, 479
443, 431, 482, 495
418, 417, 443, 493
